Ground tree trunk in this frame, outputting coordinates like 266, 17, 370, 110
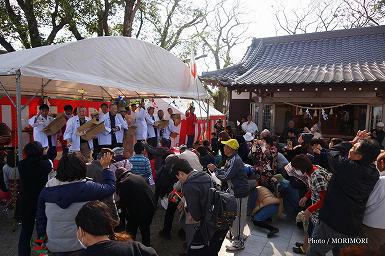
214, 87, 228, 114
22, 0, 43, 47
103, 0, 110, 36
122, 0, 141, 37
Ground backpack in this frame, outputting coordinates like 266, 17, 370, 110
206, 187, 238, 230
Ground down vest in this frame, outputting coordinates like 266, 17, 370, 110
252, 186, 281, 214
36, 169, 115, 253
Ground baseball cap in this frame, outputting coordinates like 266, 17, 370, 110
221, 139, 239, 150
112, 147, 124, 156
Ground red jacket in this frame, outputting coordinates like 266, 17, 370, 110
185, 112, 197, 136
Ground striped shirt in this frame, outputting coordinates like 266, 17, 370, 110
128, 154, 152, 182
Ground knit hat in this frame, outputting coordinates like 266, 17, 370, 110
300, 133, 314, 144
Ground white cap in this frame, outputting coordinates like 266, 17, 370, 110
377, 122, 384, 127
243, 132, 254, 142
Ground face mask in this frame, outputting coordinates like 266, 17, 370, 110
77, 228, 87, 249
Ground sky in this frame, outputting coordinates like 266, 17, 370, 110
2, 0, 347, 73
196, 0, 311, 73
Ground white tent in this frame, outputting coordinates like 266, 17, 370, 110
0, 36, 207, 99
152, 98, 224, 119
0, 36, 208, 158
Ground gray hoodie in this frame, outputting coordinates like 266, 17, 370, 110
182, 171, 216, 244
182, 171, 212, 222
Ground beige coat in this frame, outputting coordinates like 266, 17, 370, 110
252, 186, 281, 214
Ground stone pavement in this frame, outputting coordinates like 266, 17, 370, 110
0, 206, 304, 256
219, 218, 304, 256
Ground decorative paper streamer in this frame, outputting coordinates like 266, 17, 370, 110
322, 109, 328, 120
283, 102, 350, 110
305, 109, 312, 119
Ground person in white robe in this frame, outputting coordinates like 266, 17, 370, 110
98, 104, 128, 149
28, 104, 57, 161
64, 107, 94, 162
146, 106, 157, 147
241, 114, 258, 135
161, 114, 179, 149
132, 100, 148, 142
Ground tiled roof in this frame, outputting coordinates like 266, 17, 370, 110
201, 26, 385, 86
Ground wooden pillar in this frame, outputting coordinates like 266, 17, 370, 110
366, 105, 372, 131
382, 104, 385, 124
258, 102, 263, 131
271, 104, 276, 134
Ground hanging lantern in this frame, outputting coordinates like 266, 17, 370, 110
298, 108, 303, 115
329, 108, 334, 115
314, 110, 318, 117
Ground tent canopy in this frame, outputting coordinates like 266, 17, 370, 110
153, 98, 224, 119
0, 36, 207, 100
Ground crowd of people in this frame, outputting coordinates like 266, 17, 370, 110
1, 101, 385, 256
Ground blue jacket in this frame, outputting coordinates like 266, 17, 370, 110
214, 153, 249, 198
36, 169, 115, 253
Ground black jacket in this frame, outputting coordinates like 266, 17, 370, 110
199, 154, 216, 170
238, 143, 250, 165
144, 144, 171, 172
312, 148, 332, 171
18, 155, 51, 219
155, 158, 178, 198
287, 144, 310, 161
117, 172, 156, 221
319, 144, 379, 235
86, 160, 119, 221
83, 240, 158, 256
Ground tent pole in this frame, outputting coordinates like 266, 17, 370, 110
16, 70, 23, 161
195, 79, 203, 140
0, 81, 16, 107
206, 98, 210, 140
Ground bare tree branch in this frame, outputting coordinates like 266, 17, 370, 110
196, 0, 250, 112
274, 0, 383, 35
